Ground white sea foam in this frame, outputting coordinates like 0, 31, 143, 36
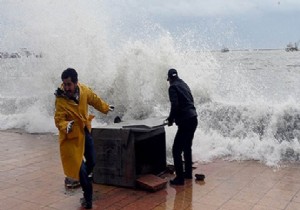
1, 1, 300, 165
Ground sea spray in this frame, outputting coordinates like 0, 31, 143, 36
1, 1, 300, 166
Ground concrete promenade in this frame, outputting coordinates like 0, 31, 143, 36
1, 130, 300, 210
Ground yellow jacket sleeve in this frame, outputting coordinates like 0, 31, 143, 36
86, 87, 110, 114
54, 99, 69, 134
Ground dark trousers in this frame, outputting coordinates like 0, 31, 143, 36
172, 117, 198, 179
79, 128, 96, 203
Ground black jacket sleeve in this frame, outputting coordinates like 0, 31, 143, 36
168, 85, 178, 123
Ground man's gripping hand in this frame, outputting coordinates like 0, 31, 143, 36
165, 118, 173, 126
66, 120, 74, 133
109, 105, 115, 112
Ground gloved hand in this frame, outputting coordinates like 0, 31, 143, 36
109, 105, 115, 111
66, 120, 74, 133
165, 118, 173, 126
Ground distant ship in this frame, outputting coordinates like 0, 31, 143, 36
221, 47, 229, 53
285, 42, 299, 52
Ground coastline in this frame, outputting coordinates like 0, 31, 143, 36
1, 130, 300, 209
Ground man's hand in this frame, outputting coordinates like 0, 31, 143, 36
67, 120, 74, 133
109, 105, 115, 111
165, 118, 173, 126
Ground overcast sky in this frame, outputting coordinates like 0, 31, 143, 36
1, 0, 300, 50
105, 0, 300, 49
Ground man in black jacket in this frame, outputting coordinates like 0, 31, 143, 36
166, 68, 198, 185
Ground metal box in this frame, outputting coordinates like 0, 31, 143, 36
91, 117, 167, 188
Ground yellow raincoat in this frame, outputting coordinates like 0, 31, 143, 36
54, 83, 110, 180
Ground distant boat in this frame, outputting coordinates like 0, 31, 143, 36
221, 47, 229, 53
285, 42, 298, 52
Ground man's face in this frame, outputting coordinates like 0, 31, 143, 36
62, 77, 77, 97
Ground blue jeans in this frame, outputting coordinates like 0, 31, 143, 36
79, 128, 96, 203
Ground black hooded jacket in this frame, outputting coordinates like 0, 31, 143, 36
168, 78, 197, 125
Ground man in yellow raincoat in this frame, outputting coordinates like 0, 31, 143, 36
54, 68, 113, 209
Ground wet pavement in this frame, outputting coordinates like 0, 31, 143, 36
1, 130, 300, 210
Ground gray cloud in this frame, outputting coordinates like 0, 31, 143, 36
116, 0, 300, 17
1, 0, 299, 50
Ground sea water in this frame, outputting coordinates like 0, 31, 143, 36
1, 1, 300, 166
